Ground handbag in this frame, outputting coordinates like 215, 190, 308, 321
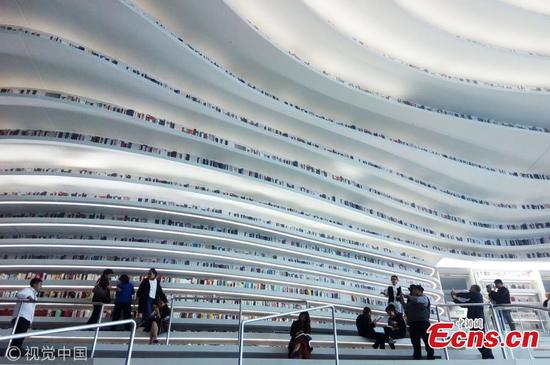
92, 285, 109, 303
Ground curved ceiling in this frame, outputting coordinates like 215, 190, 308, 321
225, 0, 550, 126
0, 0, 549, 261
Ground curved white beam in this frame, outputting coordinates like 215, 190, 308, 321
225, 0, 550, 126
394, 0, 550, 56
1, 27, 549, 203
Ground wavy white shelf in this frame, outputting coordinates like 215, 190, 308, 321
5, 89, 549, 223
1, 24, 549, 196
4, 135, 550, 255
3, 92, 550, 234
2, 167, 549, 262
0, 198, 437, 276
0, 238, 436, 287
7, 126, 550, 245
0, 170, 448, 260
0, 215, 442, 280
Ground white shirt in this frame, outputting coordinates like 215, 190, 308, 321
148, 279, 157, 299
14, 287, 38, 322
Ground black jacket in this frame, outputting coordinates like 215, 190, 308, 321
92, 276, 111, 303
454, 291, 484, 319
488, 287, 511, 305
387, 285, 402, 304
136, 278, 167, 313
290, 320, 311, 337
387, 313, 406, 338
405, 295, 431, 323
356, 314, 377, 337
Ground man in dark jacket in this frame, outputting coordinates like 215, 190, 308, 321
487, 279, 516, 331
403, 284, 435, 360
137, 268, 167, 330
451, 285, 494, 359
356, 307, 389, 349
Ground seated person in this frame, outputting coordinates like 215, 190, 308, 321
148, 299, 171, 344
288, 311, 313, 359
356, 307, 390, 349
383, 304, 406, 348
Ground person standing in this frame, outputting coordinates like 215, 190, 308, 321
403, 284, 435, 360
356, 307, 390, 349
382, 275, 404, 313
487, 279, 516, 331
111, 274, 134, 330
384, 304, 406, 348
87, 269, 113, 325
9, 278, 42, 352
451, 285, 494, 360
137, 268, 166, 330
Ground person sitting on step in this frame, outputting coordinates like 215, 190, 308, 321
383, 304, 406, 349
356, 307, 390, 349
288, 311, 313, 359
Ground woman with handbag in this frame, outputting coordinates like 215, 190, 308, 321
87, 269, 113, 324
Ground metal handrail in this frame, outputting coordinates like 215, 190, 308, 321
433, 302, 507, 360
3, 298, 110, 358
433, 302, 550, 310
432, 302, 550, 361
0, 319, 136, 365
433, 302, 492, 307
238, 304, 339, 365
0, 298, 106, 305
492, 303, 550, 311
166, 295, 308, 345
492, 303, 550, 360
170, 295, 308, 302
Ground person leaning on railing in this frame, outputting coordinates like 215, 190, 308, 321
487, 279, 516, 331
451, 285, 494, 360
10, 278, 42, 352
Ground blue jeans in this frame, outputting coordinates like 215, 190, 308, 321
144, 297, 154, 318
142, 297, 155, 331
